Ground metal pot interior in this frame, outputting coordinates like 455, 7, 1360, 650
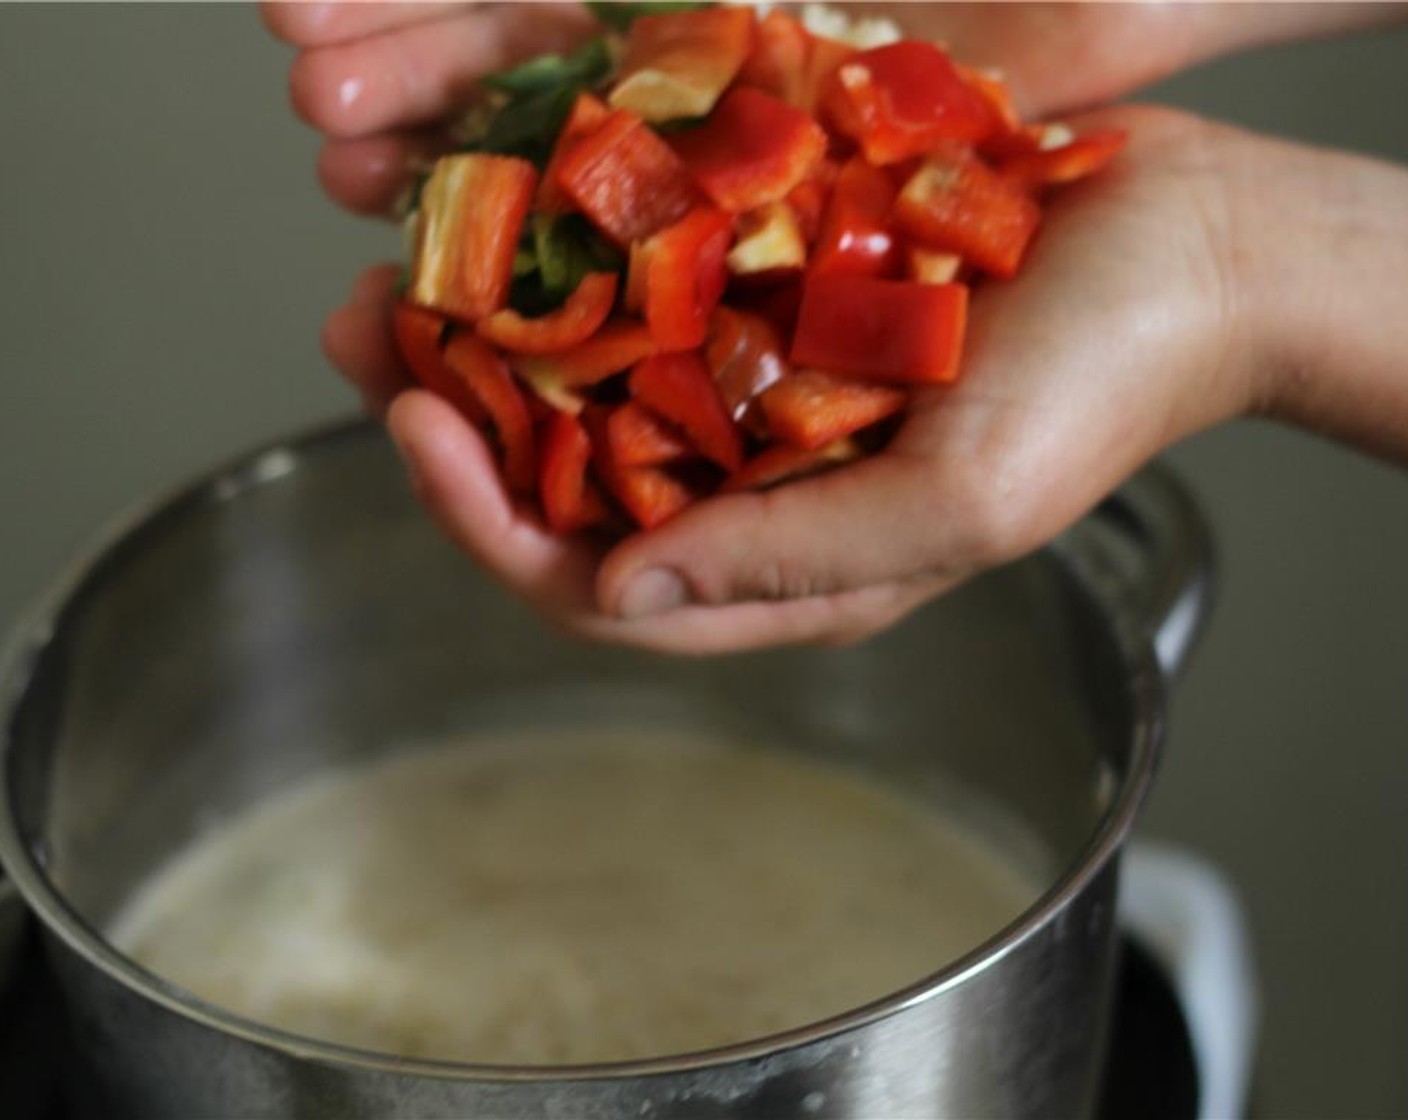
0, 419, 1152, 1061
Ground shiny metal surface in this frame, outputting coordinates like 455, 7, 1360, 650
0, 419, 1212, 1119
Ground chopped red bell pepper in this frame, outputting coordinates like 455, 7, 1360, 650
537, 92, 611, 213
759, 369, 908, 450
791, 273, 968, 384
444, 332, 537, 494
672, 88, 827, 214
1000, 130, 1129, 190
725, 438, 860, 492
727, 201, 807, 276
785, 179, 827, 245
600, 464, 696, 530
797, 32, 856, 114
958, 65, 1023, 136
392, 304, 488, 425
539, 410, 609, 533
610, 6, 755, 123
515, 320, 659, 391
704, 307, 788, 425
737, 10, 811, 106
894, 150, 1042, 278
587, 417, 698, 529
408, 154, 537, 322
554, 109, 702, 245
477, 272, 618, 355
627, 207, 733, 351
822, 42, 996, 165
907, 247, 963, 285
811, 156, 900, 278
629, 351, 743, 471
597, 400, 694, 468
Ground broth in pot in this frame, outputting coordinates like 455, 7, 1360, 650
111, 728, 1039, 1066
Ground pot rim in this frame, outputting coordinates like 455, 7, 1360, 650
0, 416, 1166, 1082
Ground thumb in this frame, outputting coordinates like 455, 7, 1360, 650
596, 443, 1024, 620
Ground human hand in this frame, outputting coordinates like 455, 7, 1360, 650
266, 4, 1408, 654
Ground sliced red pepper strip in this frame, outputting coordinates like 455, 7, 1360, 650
444, 332, 538, 494
672, 88, 827, 214
627, 207, 733, 350
737, 10, 810, 106
392, 303, 488, 425
797, 32, 856, 114
515, 320, 659, 390
477, 272, 618, 355
822, 42, 996, 165
811, 156, 900, 278
610, 6, 755, 123
554, 109, 702, 245
725, 438, 860, 492
537, 92, 611, 213
586, 411, 698, 529
629, 351, 744, 471
704, 307, 788, 425
600, 400, 694, 468
999, 130, 1128, 190
894, 150, 1042, 279
791, 273, 968, 384
409, 154, 537, 321
539, 410, 609, 533
759, 369, 908, 450
727, 201, 806, 277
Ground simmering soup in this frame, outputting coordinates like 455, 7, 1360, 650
111, 729, 1038, 1065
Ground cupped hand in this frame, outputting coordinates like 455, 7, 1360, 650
325, 106, 1285, 654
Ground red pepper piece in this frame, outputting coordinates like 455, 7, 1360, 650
610, 6, 755, 122
786, 179, 827, 245
737, 9, 811, 105
477, 272, 618, 355
554, 109, 702, 245
725, 438, 860, 492
791, 273, 968, 384
444, 332, 537, 494
759, 369, 908, 450
894, 150, 1042, 278
822, 42, 996, 165
672, 88, 827, 214
727, 201, 807, 277
586, 411, 697, 529
629, 351, 744, 471
392, 303, 488, 425
907, 247, 963, 285
958, 65, 1024, 136
408, 154, 537, 321
539, 410, 609, 533
999, 130, 1128, 190
600, 463, 696, 530
600, 400, 694, 468
797, 32, 856, 114
627, 207, 733, 350
537, 92, 611, 213
515, 320, 659, 391
704, 307, 789, 425
812, 156, 900, 278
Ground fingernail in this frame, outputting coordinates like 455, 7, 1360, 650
618, 568, 688, 620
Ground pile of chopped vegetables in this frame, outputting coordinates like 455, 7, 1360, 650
394, 2, 1126, 534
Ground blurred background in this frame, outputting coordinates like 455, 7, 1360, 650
1, 5, 1404, 1116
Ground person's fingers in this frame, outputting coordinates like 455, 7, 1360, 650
860, 2, 1205, 119
316, 130, 450, 217
386, 390, 601, 613
598, 105, 1250, 623
289, 4, 595, 139
387, 393, 950, 654
261, 2, 470, 50
322, 265, 409, 415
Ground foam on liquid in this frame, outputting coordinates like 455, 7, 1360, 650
111, 729, 1038, 1065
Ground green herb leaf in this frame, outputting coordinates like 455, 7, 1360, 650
585, 1, 712, 33
509, 213, 624, 315
480, 38, 614, 97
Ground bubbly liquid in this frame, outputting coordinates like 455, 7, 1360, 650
111, 730, 1038, 1065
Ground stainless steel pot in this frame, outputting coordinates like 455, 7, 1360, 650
0, 418, 1211, 1119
